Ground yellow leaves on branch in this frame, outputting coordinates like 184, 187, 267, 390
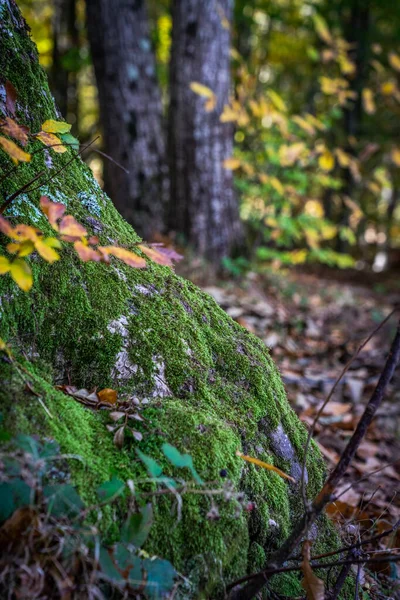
223, 157, 241, 170
388, 52, 400, 72
362, 88, 376, 115
236, 450, 295, 482
301, 541, 325, 600
189, 82, 216, 112
312, 14, 332, 45
318, 149, 335, 172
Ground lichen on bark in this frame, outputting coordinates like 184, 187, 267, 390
0, 2, 338, 597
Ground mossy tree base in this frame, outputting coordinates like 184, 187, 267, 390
0, 2, 338, 596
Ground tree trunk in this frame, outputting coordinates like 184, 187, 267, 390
85, 0, 167, 240
51, 0, 79, 133
0, 1, 333, 595
168, 0, 242, 263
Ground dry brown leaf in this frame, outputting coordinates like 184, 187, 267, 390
301, 540, 325, 600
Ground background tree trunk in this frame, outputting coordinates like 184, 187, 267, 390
168, 0, 242, 264
85, 0, 167, 239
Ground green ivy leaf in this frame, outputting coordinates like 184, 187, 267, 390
44, 483, 84, 518
161, 443, 204, 484
136, 449, 163, 478
121, 503, 153, 547
96, 477, 125, 502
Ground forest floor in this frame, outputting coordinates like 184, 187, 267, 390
181, 263, 400, 597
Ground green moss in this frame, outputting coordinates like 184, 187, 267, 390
0, 3, 339, 597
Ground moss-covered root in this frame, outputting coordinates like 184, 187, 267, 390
0, 1, 340, 596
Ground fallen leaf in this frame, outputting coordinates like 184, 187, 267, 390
0, 136, 31, 164
0, 117, 29, 145
301, 540, 325, 600
113, 426, 125, 449
5, 81, 17, 116
41, 119, 72, 134
98, 388, 118, 405
236, 450, 295, 482
36, 131, 67, 153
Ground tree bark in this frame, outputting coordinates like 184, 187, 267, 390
168, 0, 242, 263
85, 0, 167, 239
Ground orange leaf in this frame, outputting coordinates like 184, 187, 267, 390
58, 215, 87, 238
0, 136, 31, 164
40, 196, 66, 230
236, 451, 295, 482
301, 541, 325, 600
74, 240, 101, 262
9, 259, 33, 291
98, 388, 118, 405
99, 246, 146, 268
138, 244, 173, 267
0, 117, 29, 145
0, 216, 17, 238
7, 240, 35, 257
36, 131, 67, 153
13, 224, 39, 242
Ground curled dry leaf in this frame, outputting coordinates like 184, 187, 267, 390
113, 426, 125, 449
301, 540, 325, 600
0, 117, 29, 145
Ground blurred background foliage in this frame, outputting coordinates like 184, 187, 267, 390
18, 0, 400, 273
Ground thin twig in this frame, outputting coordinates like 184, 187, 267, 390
228, 318, 400, 599
92, 149, 129, 174
300, 309, 397, 509
0, 170, 45, 214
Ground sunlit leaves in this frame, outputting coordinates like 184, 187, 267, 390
388, 52, 400, 72
362, 88, 376, 115
36, 131, 67, 153
0, 137, 31, 164
312, 14, 332, 45
41, 119, 72, 134
189, 81, 216, 112
318, 149, 335, 172
223, 157, 241, 170
391, 147, 400, 167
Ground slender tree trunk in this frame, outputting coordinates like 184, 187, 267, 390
168, 0, 242, 263
85, 0, 167, 239
51, 0, 79, 132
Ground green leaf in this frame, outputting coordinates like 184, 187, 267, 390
44, 483, 84, 517
161, 443, 204, 484
121, 503, 153, 547
136, 449, 163, 478
60, 132, 80, 152
0, 479, 31, 522
96, 477, 125, 502
143, 557, 176, 599
99, 546, 123, 583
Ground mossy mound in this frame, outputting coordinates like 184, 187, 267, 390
0, 3, 337, 596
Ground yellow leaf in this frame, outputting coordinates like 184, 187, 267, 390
301, 540, 325, 600
220, 104, 239, 122
319, 149, 335, 171
34, 239, 60, 263
41, 119, 72, 134
381, 81, 396, 96
270, 177, 284, 195
236, 450, 295, 482
391, 147, 400, 166
0, 256, 11, 274
204, 95, 217, 112
335, 148, 351, 168
0, 136, 31, 164
7, 240, 35, 257
362, 88, 376, 114
58, 215, 87, 238
189, 82, 215, 99
98, 388, 118, 405
389, 52, 400, 72
292, 115, 315, 136
223, 157, 241, 170
137, 244, 173, 266
10, 259, 33, 291
36, 131, 67, 153
268, 90, 287, 112
313, 14, 332, 45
